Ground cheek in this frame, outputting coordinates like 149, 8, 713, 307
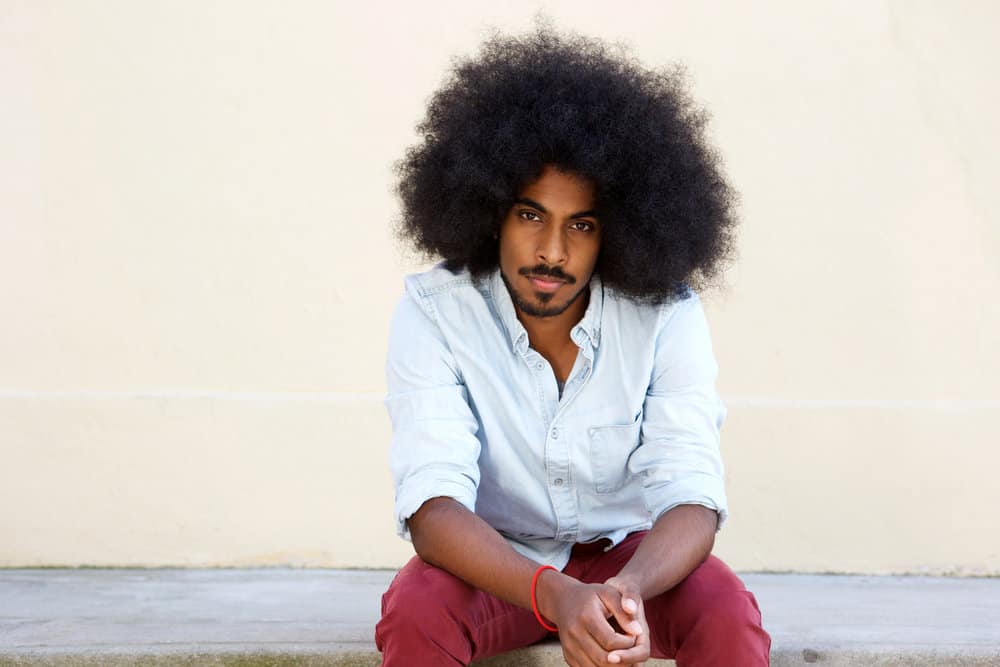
497, 240, 521, 273
497, 235, 514, 259
499, 229, 529, 259
577, 240, 601, 267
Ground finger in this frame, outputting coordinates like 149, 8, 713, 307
606, 645, 634, 665
588, 605, 635, 652
578, 620, 628, 666
562, 646, 593, 667
607, 617, 651, 665
607, 639, 650, 665
565, 644, 602, 667
600, 630, 635, 653
607, 644, 650, 665
599, 588, 644, 639
561, 622, 610, 667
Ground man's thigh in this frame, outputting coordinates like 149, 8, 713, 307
375, 555, 550, 663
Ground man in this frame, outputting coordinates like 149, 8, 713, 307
375, 23, 771, 667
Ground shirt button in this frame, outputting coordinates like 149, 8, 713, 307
551, 428, 559, 439
553, 478, 564, 486
535, 361, 544, 370
562, 533, 573, 541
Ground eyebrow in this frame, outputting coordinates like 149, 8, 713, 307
515, 197, 597, 219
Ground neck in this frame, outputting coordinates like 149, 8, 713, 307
516, 286, 590, 354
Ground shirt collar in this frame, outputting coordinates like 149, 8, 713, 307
487, 267, 603, 355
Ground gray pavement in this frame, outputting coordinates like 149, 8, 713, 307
1, 569, 999, 666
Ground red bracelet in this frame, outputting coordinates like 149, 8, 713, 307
531, 564, 559, 632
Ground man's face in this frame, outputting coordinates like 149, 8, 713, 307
498, 165, 601, 319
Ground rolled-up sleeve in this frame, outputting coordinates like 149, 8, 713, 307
384, 289, 482, 541
627, 291, 729, 530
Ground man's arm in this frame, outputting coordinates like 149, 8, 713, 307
610, 503, 717, 599
601, 504, 717, 665
602, 292, 728, 663
408, 496, 539, 609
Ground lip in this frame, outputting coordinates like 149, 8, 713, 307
528, 275, 566, 291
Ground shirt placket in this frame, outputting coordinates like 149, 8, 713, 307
526, 338, 594, 543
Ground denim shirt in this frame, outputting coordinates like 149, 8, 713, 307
383, 262, 728, 569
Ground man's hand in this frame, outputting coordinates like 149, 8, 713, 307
604, 576, 650, 665
537, 571, 644, 666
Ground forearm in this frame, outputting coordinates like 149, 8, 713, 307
615, 503, 718, 599
408, 496, 548, 610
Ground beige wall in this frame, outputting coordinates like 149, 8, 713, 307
1, 1, 998, 573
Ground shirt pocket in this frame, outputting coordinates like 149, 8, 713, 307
588, 411, 642, 494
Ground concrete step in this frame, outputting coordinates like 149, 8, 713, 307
1, 569, 999, 666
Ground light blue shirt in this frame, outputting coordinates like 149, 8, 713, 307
383, 262, 728, 569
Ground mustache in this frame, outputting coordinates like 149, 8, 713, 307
519, 266, 575, 283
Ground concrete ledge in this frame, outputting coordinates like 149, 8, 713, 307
0, 646, 665, 667
5, 650, 1000, 667
2, 570, 999, 666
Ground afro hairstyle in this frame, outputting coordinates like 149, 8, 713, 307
392, 21, 738, 305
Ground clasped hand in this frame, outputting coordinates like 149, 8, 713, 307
540, 574, 650, 666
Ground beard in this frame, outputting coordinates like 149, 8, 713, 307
500, 270, 589, 318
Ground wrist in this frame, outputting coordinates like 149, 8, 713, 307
535, 568, 574, 623
608, 571, 645, 598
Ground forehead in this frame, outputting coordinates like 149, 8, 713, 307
518, 165, 595, 207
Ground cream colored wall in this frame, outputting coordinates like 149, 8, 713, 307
1, 1, 997, 573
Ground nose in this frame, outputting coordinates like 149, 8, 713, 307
537, 224, 568, 265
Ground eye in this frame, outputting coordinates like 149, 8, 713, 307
571, 221, 596, 232
518, 210, 542, 222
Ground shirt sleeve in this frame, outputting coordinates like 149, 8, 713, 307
383, 289, 482, 541
627, 290, 729, 530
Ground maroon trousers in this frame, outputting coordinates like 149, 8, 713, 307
375, 531, 771, 666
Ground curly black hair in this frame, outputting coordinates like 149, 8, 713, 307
392, 20, 738, 305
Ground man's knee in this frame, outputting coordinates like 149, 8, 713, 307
686, 588, 770, 665
650, 556, 771, 665
676, 556, 762, 624
375, 557, 476, 660
693, 587, 764, 632
664, 557, 771, 663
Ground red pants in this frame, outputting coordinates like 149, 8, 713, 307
375, 531, 771, 666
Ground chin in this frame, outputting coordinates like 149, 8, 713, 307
523, 294, 576, 318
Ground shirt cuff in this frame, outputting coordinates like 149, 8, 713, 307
643, 471, 729, 532
394, 474, 478, 541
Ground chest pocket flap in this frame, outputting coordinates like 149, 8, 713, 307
588, 411, 642, 494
